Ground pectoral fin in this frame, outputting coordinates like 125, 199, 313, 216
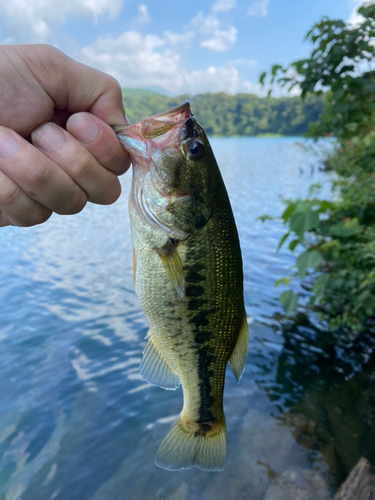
154, 239, 185, 300
140, 331, 180, 390
229, 310, 249, 383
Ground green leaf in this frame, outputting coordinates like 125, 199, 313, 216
281, 203, 297, 223
256, 214, 274, 222
275, 276, 291, 287
296, 250, 321, 279
289, 210, 320, 238
330, 222, 361, 238
277, 232, 290, 252
317, 200, 334, 213
271, 64, 283, 77
289, 239, 300, 252
259, 71, 267, 85
279, 290, 299, 315
312, 274, 329, 300
295, 201, 314, 213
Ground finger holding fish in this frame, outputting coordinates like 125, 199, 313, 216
0, 126, 87, 227
67, 112, 131, 176
31, 121, 122, 205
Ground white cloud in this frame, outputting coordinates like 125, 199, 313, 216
163, 30, 195, 48
212, 0, 236, 13
133, 4, 150, 27
190, 12, 237, 52
0, 0, 125, 43
247, 0, 270, 17
200, 26, 237, 52
78, 30, 257, 95
228, 58, 258, 68
347, 0, 367, 25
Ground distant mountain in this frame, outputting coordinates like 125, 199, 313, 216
122, 91, 325, 137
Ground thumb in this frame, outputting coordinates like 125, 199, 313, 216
32, 45, 128, 126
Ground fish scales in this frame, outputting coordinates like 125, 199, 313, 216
115, 101, 248, 471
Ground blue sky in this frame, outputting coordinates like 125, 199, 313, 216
0, 0, 365, 95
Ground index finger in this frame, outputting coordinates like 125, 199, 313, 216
67, 112, 131, 176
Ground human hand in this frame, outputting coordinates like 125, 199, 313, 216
0, 44, 131, 227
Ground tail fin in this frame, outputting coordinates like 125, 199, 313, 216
155, 413, 226, 472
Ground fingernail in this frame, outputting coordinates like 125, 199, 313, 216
68, 114, 99, 144
32, 123, 65, 153
0, 127, 19, 159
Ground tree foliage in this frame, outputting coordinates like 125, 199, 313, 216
122, 91, 324, 136
262, 4, 375, 139
260, 3, 375, 332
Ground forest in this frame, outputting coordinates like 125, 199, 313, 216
122, 90, 324, 136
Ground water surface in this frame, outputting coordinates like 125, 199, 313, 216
1, 137, 373, 500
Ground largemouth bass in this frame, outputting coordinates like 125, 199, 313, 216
114, 101, 248, 472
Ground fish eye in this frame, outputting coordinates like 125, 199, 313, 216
186, 140, 205, 160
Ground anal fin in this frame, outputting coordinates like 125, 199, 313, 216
140, 331, 180, 390
229, 309, 249, 382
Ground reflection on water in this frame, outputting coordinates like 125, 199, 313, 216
0, 137, 372, 500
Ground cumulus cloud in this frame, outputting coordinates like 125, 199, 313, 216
0, 0, 125, 43
200, 26, 237, 52
78, 30, 257, 95
190, 12, 237, 52
212, 0, 236, 13
247, 0, 270, 17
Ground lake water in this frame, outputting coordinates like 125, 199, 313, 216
1, 137, 374, 500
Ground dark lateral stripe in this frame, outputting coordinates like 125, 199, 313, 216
196, 353, 215, 423
184, 245, 218, 424
185, 262, 205, 283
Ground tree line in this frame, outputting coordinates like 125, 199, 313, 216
122, 91, 324, 137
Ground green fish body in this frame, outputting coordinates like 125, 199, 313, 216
115, 102, 248, 471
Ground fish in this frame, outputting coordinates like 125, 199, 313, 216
114, 101, 248, 472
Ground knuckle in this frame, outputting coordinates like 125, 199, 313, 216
0, 177, 21, 208
60, 188, 87, 215
0, 171, 52, 227
71, 152, 91, 179
107, 75, 122, 95
26, 162, 51, 190
97, 140, 129, 174
20, 206, 52, 227
102, 147, 124, 171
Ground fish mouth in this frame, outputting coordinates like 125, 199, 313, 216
114, 102, 195, 240
113, 101, 193, 156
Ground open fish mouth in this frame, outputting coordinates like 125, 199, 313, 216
113, 100, 193, 157
114, 101, 197, 240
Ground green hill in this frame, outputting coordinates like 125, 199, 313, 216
122, 91, 324, 137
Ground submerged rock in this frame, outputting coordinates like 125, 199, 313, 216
333, 457, 375, 500
265, 466, 331, 500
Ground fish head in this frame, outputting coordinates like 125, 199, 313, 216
115, 102, 217, 238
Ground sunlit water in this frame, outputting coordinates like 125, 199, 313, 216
1, 137, 374, 500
